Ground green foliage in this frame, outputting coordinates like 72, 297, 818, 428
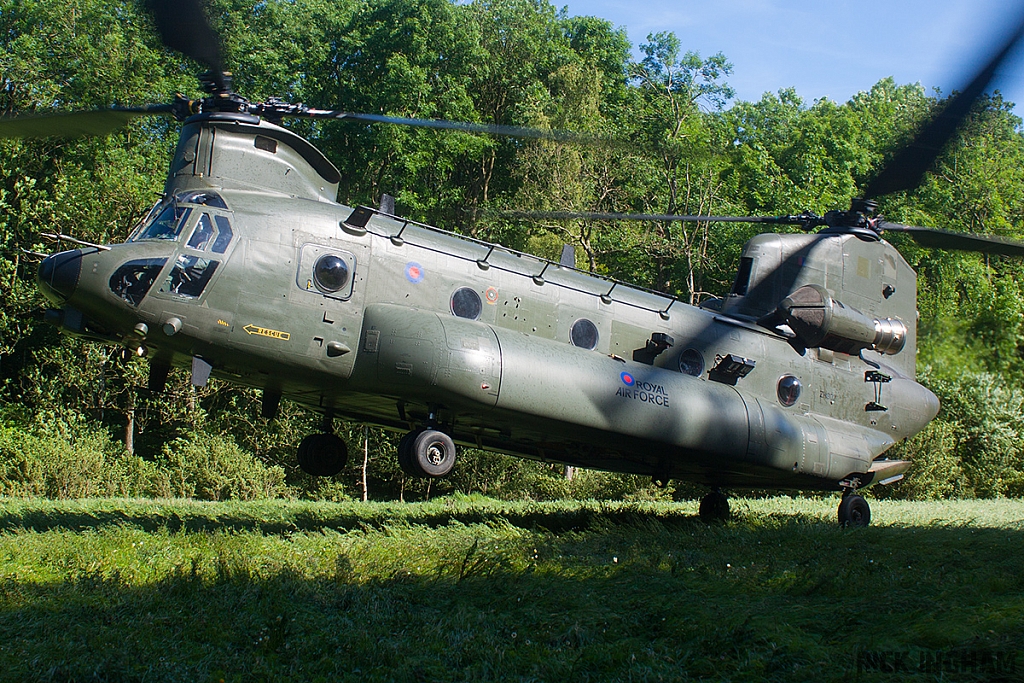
155, 432, 289, 501
448, 450, 672, 502
928, 373, 1024, 497
882, 371, 1024, 500
0, 420, 152, 498
878, 421, 965, 501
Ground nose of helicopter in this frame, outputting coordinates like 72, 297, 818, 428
37, 249, 83, 303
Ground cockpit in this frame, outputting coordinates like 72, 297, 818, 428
111, 190, 234, 306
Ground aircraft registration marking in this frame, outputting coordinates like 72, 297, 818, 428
243, 324, 291, 341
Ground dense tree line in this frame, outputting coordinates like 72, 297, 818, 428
1, 0, 1023, 501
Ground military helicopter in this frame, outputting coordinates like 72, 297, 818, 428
7, 0, 1024, 527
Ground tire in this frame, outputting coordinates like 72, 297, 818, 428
838, 494, 871, 528
397, 429, 422, 477
297, 433, 348, 477
408, 429, 457, 478
699, 490, 730, 523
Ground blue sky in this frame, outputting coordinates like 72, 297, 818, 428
558, 0, 1024, 110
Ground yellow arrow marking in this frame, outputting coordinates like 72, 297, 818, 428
243, 324, 291, 341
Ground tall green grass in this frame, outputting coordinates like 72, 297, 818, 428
0, 496, 1022, 682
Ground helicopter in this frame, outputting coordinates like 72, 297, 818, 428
8, 0, 1024, 527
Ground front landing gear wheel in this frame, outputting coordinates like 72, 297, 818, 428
297, 433, 348, 477
699, 490, 730, 523
397, 429, 423, 477
400, 429, 457, 478
838, 494, 871, 527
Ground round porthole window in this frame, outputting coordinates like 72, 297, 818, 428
451, 287, 482, 320
678, 348, 705, 377
313, 254, 350, 292
570, 318, 599, 350
777, 375, 801, 407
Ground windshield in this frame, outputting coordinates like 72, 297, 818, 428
131, 202, 191, 242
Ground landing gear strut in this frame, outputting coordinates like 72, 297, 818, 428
838, 491, 871, 527
398, 428, 457, 478
699, 488, 730, 523
297, 414, 348, 477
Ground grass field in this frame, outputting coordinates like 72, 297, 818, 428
0, 495, 1023, 682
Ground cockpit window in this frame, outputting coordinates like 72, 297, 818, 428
130, 190, 230, 244
212, 215, 233, 253
159, 255, 219, 299
109, 258, 167, 306
185, 213, 234, 253
187, 214, 215, 251
177, 190, 227, 209
134, 203, 191, 242
731, 257, 754, 296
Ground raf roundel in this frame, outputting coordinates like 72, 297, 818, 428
620, 372, 635, 386
405, 262, 425, 284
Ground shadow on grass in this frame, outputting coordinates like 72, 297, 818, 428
0, 500, 720, 535
1, 502, 1023, 682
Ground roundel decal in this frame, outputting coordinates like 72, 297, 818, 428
405, 262, 425, 284
485, 286, 499, 304
620, 371, 635, 386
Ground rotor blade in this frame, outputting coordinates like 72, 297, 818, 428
146, 0, 226, 91
879, 221, 1024, 256
863, 13, 1024, 199
502, 210, 812, 225
0, 105, 173, 139
300, 110, 621, 148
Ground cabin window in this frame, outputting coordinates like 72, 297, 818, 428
313, 254, 351, 293
678, 348, 705, 377
570, 318, 599, 350
777, 375, 801, 407
297, 245, 356, 300
451, 287, 482, 320
731, 257, 754, 296
109, 258, 167, 306
159, 255, 219, 299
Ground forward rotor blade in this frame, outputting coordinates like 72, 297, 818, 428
0, 105, 173, 139
146, 0, 226, 91
863, 13, 1024, 199
879, 221, 1024, 256
503, 210, 811, 225
301, 110, 621, 147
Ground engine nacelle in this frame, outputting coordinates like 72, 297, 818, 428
772, 284, 907, 355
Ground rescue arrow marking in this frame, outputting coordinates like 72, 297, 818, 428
243, 324, 290, 341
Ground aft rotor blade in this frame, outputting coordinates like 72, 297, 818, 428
146, 0, 227, 92
880, 221, 1024, 256
0, 105, 173, 139
301, 110, 621, 147
503, 210, 813, 225
863, 13, 1024, 199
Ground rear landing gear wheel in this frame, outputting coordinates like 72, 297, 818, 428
399, 429, 457, 478
838, 493, 870, 528
297, 433, 348, 477
699, 489, 730, 523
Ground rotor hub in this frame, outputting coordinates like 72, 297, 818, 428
819, 198, 882, 241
